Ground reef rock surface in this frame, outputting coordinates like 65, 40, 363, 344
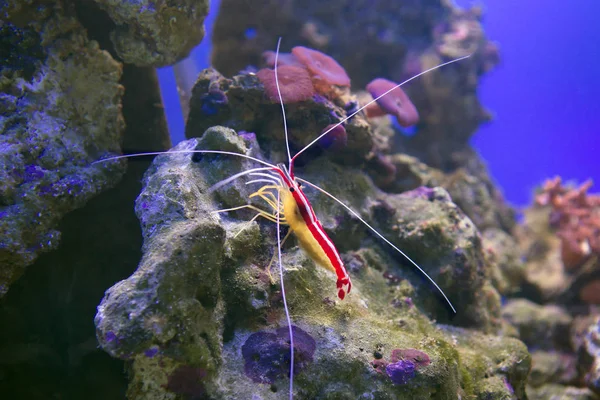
0, 1, 125, 296
95, 127, 529, 399
93, 0, 209, 66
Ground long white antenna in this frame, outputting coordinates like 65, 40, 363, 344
276, 189, 295, 400
92, 150, 278, 169
292, 55, 471, 163
273, 37, 293, 171
297, 177, 456, 314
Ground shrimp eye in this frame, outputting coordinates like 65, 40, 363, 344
289, 187, 295, 193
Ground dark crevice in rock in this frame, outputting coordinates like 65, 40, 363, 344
71, 0, 118, 60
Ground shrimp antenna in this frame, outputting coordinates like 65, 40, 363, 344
273, 36, 296, 400
297, 177, 457, 314
208, 167, 275, 192
276, 189, 295, 400
92, 150, 278, 169
291, 54, 472, 163
273, 37, 293, 172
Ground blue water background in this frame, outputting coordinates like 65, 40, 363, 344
158, 0, 599, 207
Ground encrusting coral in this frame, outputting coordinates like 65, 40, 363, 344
256, 65, 315, 103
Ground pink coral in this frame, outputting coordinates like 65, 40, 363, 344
365, 78, 419, 127
390, 349, 431, 368
262, 51, 303, 68
291, 46, 351, 87
256, 65, 315, 103
535, 177, 600, 272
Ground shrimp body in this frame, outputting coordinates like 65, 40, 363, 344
279, 172, 352, 300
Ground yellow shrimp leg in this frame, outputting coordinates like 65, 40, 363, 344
213, 204, 287, 224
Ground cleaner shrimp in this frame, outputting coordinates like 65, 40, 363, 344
95, 39, 469, 399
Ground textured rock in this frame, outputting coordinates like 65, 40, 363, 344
528, 384, 597, 400
482, 228, 525, 295
584, 317, 600, 395
385, 152, 515, 234
502, 299, 573, 351
0, 9, 172, 397
0, 2, 125, 297
528, 351, 578, 388
93, 0, 209, 66
95, 127, 527, 398
186, 67, 374, 166
373, 186, 501, 331
517, 207, 571, 302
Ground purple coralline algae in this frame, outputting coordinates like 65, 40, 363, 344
242, 326, 316, 384
200, 88, 229, 116
386, 360, 416, 385
374, 348, 431, 385
317, 124, 348, 151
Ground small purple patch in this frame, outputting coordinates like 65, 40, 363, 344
23, 165, 44, 182
405, 186, 436, 200
386, 360, 416, 385
238, 130, 257, 142
0, 211, 7, 219
318, 124, 347, 151
242, 326, 316, 384
200, 88, 228, 116
144, 347, 159, 358
38, 184, 53, 195
344, 100, 359, 117
503, 377, 514, 394
105, 331, 117, 343
311, 94, 328, 104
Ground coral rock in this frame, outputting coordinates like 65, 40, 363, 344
502, 299, 572, 351
93, 0, 209, 66
0, 4, 125, 297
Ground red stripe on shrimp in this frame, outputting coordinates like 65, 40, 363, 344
291, 188, 352, 299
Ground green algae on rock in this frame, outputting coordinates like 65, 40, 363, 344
502, 299, 573, 351
527, 384, 597, 400
92, 0, 209, 67
528, 350, 577, 388
0, 2, 125, 297
386, 152, 515, 234
372, 186, 502, 331
482, 228, 525, 296
95, 126, 529, 399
